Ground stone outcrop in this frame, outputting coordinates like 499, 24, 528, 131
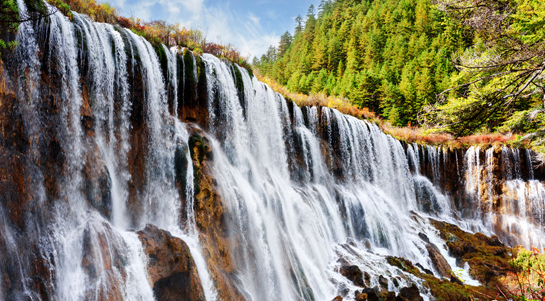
425, 243, 452, 279
137, 224, 205, 301
417, 233, 452, 279
188, 128, 246, 301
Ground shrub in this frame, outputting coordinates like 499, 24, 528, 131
508, 248, 545, 300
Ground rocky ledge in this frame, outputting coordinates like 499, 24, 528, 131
334, 219, 525, 301
137, 225, 205, 301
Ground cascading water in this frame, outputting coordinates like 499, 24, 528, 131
200, 54, 493, 300
2, 2, 545, 301
0, 2, 216, 300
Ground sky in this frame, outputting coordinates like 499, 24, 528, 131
108, 0, 322, 58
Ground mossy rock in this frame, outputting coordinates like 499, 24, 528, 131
430, 219, 510, 286
153, 43, 168, 82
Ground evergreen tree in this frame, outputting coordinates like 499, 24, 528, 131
254, 0, 472, 127
294, 15, 303, 35
278, 31, 293, 58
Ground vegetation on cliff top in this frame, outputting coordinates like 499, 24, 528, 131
254, 0, 545, 153
258, 71, 517, 149
0, 0, 251, 69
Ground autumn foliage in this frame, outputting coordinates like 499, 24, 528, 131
505, 247, 545, 300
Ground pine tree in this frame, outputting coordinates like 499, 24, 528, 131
255, 0, 469, 127
278, 31, 293, 58
295, 15, 304, 35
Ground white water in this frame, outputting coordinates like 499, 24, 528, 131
2, 3, 216, 300
201, 54, 488, 300
2, 2, 545, 300
462, 146, 545, 248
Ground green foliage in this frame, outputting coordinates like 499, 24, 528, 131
1, 0, 19, 29
421, 0, 545, 137
509, 0, 545, 45
49, 0, 72, 18
510, 249, 545, 300
0, 0, 20, 56
254, 0, 470, 126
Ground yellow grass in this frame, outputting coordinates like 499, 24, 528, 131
257, 72, 516, 149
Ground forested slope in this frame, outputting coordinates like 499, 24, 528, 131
254, 0, 473, 126
254, 0, 545, 151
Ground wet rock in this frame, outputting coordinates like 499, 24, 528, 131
179, 50, 209, 128
382, 291, 396, 301
361, 288, 380, 301
355, 292, 367, 301
80, 222, 128, 301
339, 264, 367, 287
415, 263, 434, 276
398, 285, 423, 301
332, 296, 343, 301
137, 224, 205, 301
418, 233, 430, 244
450, 275, 463, 285
426, 244, 452, 278
83, 144, 112, 220
187, 128, 248, 301
378, 275, 388, 289
431, 219, 511, 285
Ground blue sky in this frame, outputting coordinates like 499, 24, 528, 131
108, 0, 321, 58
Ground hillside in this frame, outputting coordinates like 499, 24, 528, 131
254, 0, 545, 152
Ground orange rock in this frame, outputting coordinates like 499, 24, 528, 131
137, 224, 205, 301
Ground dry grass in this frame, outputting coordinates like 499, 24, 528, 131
382, 124, 515, 148
258, 72, 517, 149
257, 72, 377, 120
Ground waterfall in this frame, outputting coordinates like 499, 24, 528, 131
0, 3, 216, 300
201, 54, 482, 300
2, 2, 545, 300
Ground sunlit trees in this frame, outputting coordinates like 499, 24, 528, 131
421, 0, 545, 136
254, 0, 466, 126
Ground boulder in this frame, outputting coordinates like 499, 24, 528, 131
355, 292, 367, 301
398, 285, 423, 301
137, 224, 205, 301
339, 264, 367, 287
361, 288, 380, 301
425, 244, 452, 278
378, 275, 388, 289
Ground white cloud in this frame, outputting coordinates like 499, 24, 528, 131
112, 0, 279, 58
248, 13, 260, 26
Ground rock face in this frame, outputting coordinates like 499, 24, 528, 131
137, 225, 205, 301
188, 129, 247, 301
408, 143, 545, 248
